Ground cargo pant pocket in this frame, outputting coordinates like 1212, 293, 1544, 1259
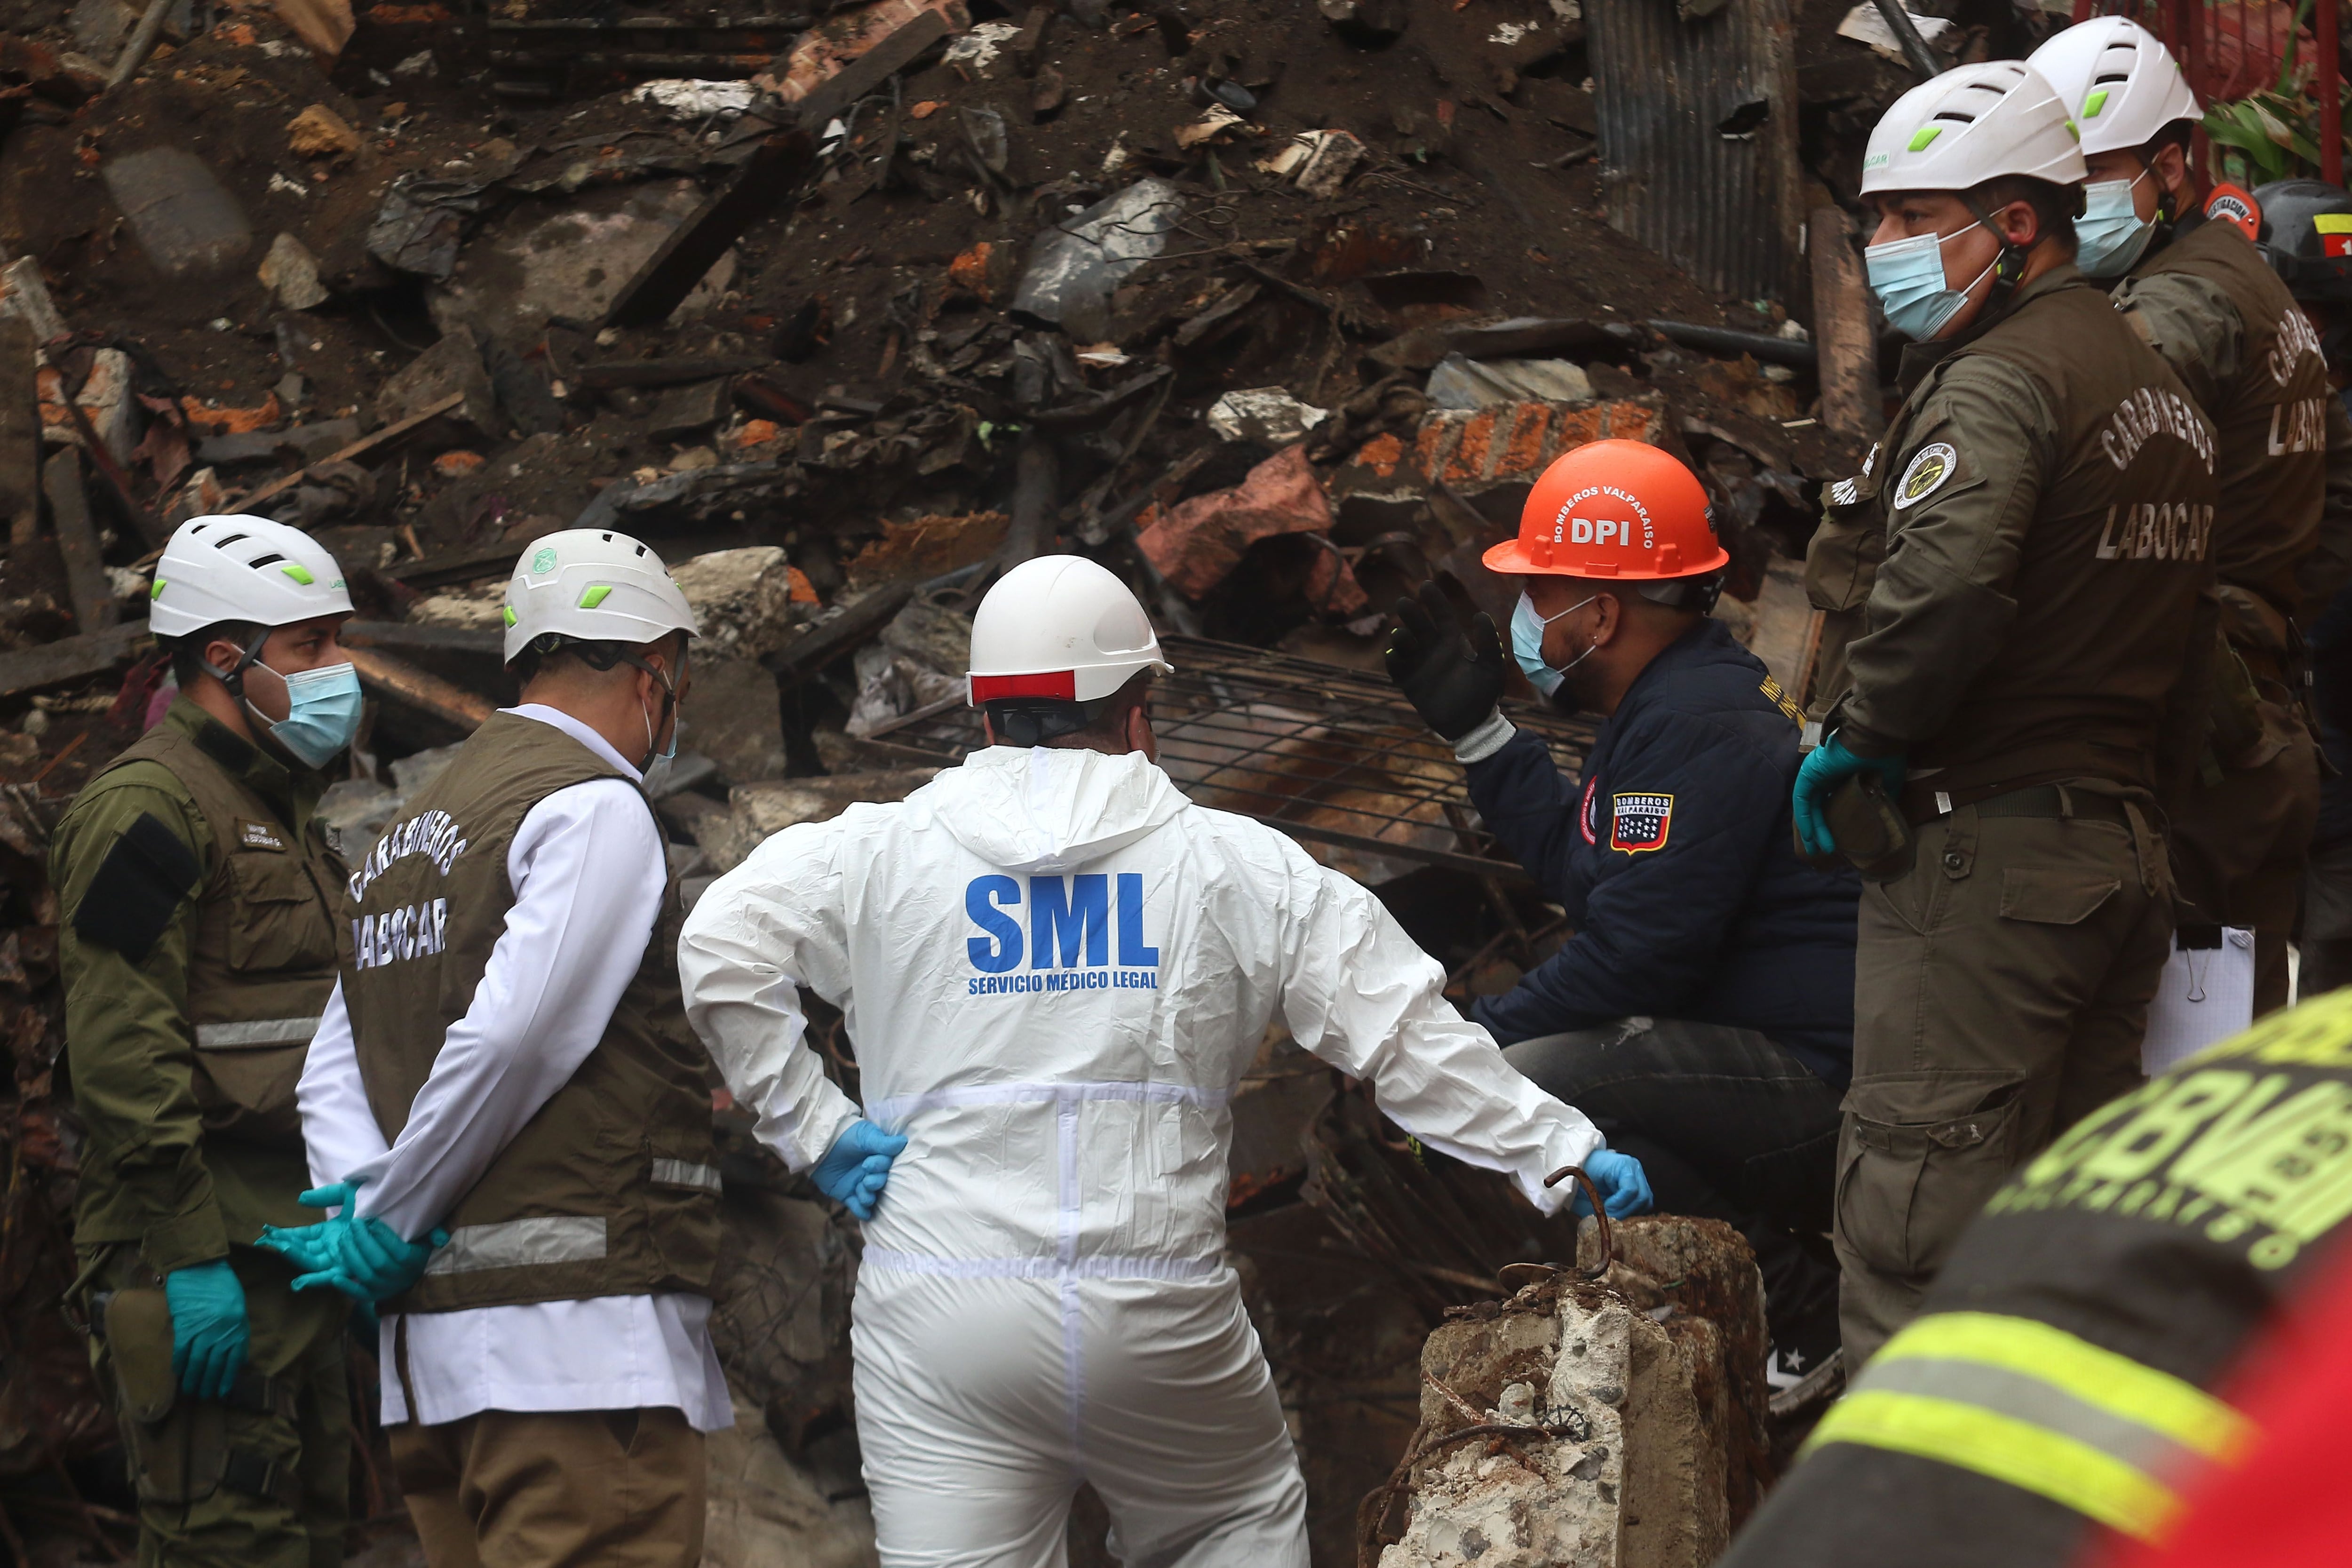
1999, 867, 2122, 924
1836, 1093, 2026, 1280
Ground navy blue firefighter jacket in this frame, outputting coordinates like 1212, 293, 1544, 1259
1467, 618, 1861, 1087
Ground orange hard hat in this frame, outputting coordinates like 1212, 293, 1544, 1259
1483, 439, 1729, 580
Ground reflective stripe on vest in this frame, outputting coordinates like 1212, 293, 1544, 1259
1805, 1312, 2256, 1538
651, 1159, 722, 1193
421, 1217, 608, 1277
192, 1015, 322, 1050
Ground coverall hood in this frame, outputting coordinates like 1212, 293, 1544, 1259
938, 745, 1190, 875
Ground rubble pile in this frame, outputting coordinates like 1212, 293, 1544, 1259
1366, 1216, 1770, 1568
0, 0, 2070, 1554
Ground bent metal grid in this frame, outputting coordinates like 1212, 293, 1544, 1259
858, 635, 1599, 881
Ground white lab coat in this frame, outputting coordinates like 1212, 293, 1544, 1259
297, 705, 730, 1431
678, 743, 1602, 1568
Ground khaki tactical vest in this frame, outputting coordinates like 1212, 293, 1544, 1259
88, 721, 346, 1149
2130, 217, 2334, 634
342, 712, 720, 1313
1809, 274, 2218, 797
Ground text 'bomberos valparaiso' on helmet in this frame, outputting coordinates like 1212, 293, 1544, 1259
1486, 438, 1729, 601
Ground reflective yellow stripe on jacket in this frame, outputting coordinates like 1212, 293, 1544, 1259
1804, 1312, 2256, 1539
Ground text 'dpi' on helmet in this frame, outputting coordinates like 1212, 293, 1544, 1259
1484, 439, 1729, 582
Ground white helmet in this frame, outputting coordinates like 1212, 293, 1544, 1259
149, 515, 353, 638
2028, 16, 2201, 157
968, 555, 1173, 705
1862, 60, 2089, 197
502, 528, 699, 665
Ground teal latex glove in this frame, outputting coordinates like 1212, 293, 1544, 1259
1571, 1150, 1655, 1219
258, 1184, 445, 1303
165, 1259, 249, 1401
254, 1180, 350, 1279
1792, 733, 1907, 857
813, 1120, 909, 1221
329, 1210, 447, 1302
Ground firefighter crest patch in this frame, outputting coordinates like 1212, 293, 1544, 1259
1609, 793, 1674, 854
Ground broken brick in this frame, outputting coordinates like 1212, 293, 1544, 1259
1137, 445, 1364, 614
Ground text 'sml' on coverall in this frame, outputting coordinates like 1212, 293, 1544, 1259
677, 743, 1603, 1568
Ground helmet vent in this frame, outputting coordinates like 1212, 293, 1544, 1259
248, 553, 285, 568
214, 533, 250, 549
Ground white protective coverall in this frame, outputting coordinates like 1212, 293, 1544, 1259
677, 742, 1604, 1568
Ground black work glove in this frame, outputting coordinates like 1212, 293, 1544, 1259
1384, 581, 1507, 742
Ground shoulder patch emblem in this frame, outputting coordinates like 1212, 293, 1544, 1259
2204, 183, 2259, 241
1579, 777, 1600, 845
1609, 793, 1674, 854
1893, 443, 1957, 509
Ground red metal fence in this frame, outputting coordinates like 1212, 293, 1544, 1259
2071, 0, 2344, 184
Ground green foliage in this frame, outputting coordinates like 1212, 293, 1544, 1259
2204, 86, 2346, 185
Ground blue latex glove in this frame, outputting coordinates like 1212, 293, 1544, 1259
165, 1259, 249, 1401
1570, 1150, 1655, 1219
812, 1120, 909, 1220
1792, 733, 1908, 857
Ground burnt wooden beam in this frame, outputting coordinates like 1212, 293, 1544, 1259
602, 131, 818, 329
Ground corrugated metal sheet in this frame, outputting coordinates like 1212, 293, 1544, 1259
1588, 0, 1805, 304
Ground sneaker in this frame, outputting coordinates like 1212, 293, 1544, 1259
1766, 1343, 1844, 1419
1765, 1310, 1843, 1417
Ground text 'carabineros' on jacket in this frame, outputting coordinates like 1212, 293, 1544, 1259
1824, 268, 2220, 796
2115, 214, 2343, 628
340, 711, 719, 1313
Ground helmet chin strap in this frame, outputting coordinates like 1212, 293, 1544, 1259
1961, 194, 2034, 308
204, 626, 274, 701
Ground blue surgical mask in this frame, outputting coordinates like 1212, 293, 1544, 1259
1865, 222, 1998, 341
1510, 590, 1598, 699
257, 661, 362, 770
2075, 170, 2156, 278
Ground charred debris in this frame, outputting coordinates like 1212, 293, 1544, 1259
0, 0, 2057, 1557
